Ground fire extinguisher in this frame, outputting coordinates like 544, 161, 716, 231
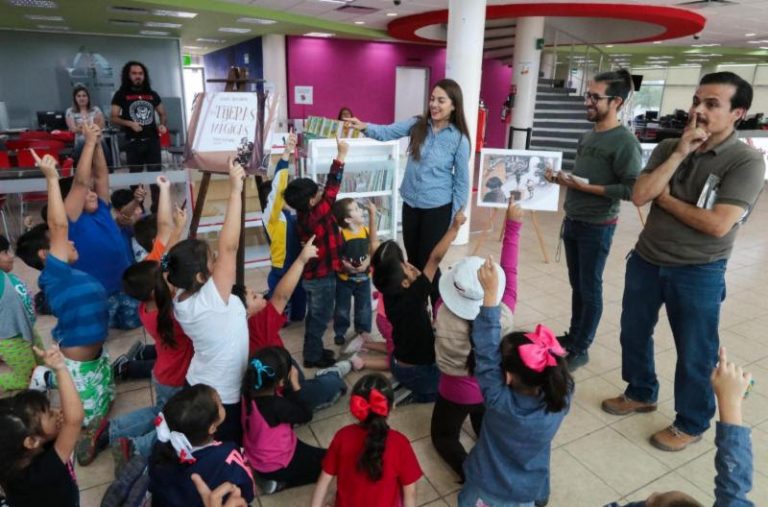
476, 99, 487, 152
501, 84, 517, 123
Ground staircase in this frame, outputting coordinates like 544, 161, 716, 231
529, 79, 591, 171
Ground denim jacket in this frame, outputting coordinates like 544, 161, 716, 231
365, 117, 470, 215
605, 422, 753, 507
462, 305, 570, 502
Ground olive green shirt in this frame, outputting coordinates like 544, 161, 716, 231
636, 133, 766, 266
563, 125, 642, 223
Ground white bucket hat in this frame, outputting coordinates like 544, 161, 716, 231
439, 256, 506, 320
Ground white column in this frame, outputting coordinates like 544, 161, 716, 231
262, 34, 289, 132
508, 17, 545, 150
445, 0, 487, 245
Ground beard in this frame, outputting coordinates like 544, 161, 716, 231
586, 107, 607, 123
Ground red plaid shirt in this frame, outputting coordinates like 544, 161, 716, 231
297, 159, 344, 280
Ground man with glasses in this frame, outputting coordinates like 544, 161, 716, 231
546, 69, 641, 372
602, 72, 765, 452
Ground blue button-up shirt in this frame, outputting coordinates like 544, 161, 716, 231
365, 117, 470, 215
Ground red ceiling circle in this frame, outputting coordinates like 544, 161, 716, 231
388, 3, 706, 45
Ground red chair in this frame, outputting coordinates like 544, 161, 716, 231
0, 151, 10, 169
4, 139, 29, 152
20, 130, 53, 142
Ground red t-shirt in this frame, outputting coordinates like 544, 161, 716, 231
323, 424, 422, 507
138, 302, 194, 387
247, 302, 287, 357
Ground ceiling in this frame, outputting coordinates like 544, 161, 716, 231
0, 0, 767, 68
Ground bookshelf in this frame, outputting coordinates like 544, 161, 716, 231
307, 138, 400, 239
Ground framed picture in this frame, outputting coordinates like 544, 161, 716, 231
477, 148, 562, 211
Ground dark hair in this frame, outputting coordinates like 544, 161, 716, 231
110, 189, 134, 211
16, 224, 49, 270
699, 71, 753, 112
500, 331, 574, 412
0, 390, 51, 488
371, 241, 407, 296
0, 234, 9, 252
59, 176, 74, 200
153, 384, 219, 466
352, 374, 394, 481
283, 178, 319, 213
594, 68, 633, 106
337, 107, 353, 120
658, 499, 704, 507
332, 198, 355, 229
134, 214, 158, 253
123, 260, 158, 302
242, 347, 292, 414
120, 61, 151, 92
71, 84, 91, 111
408, 79, 471, 162
486, 176, 503, 189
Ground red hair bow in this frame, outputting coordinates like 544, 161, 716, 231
519, 324, 565, 373
350, 388, 389, 421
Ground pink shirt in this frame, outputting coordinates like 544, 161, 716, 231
241, 400, 297, 473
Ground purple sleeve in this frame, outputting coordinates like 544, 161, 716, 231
500, 220, 521, 311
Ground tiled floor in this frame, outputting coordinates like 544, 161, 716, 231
12, 190, 768, 507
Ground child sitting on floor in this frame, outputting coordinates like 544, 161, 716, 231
0, 234, 40, 391
149, 384, 255, 507
310, 373, 423, 507
283, 138, 349, 369
0, 344, 84, 507
370, 209, 466, 403
459, 258, 573, 507
16, 150, 114, 427
263, 131, 305, 322
241, 347, 326, 494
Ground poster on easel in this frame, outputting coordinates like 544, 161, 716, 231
184, 91, 280, 174
477, 148, 562, 212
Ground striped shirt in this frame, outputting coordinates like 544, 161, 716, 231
39, 254, 108, 347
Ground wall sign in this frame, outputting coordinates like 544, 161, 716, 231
295, 85, 313, 105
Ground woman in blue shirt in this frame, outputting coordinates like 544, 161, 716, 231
347, 79, 471, 299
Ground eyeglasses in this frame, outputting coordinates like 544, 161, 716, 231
583, 92, 617, 104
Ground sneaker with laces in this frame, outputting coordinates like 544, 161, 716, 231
76, 417, 110, 466
316, 359, 352, 379
110, 437, 135, 478
601, 394, 657, 416
255, 475, 285, 495
650, 425, 702, 452
126, 341, 145, 362
28, 366, 52, 391
394, 388, 414, 407
342, 335, 366, 355
566, 350, 589, 372
111, 355, 129, 382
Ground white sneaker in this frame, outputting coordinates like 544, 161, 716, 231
316, 360, 352, 379
342, 335, 365, 355
349, 353, 365, 371
29, 366, 52, 391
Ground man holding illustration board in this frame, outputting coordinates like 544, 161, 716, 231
545, 69, 642, 372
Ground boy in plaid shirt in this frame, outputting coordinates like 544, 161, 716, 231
284, 139, 348, 368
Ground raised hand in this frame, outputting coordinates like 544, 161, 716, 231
285, 132, 298, 153
134, 184, 147, 203
228, 157, 246, 193
477, 256, 499, 302
506, 193, 524, 222
675, 110, 710, 156
156, 175, 170, 190
31, 149, 59, 180
191, 474, 247, 507
345, 117, 367, 131
173, 205, 187, 229
83, 122, 102, 144
299, 235, 319, 263
336, 138, 349, 162
33, 344, 66, 371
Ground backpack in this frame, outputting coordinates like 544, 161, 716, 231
100, 455, 151, 507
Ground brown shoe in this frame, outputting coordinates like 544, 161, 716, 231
650, 425, 702, 452
601, 394, 657, 416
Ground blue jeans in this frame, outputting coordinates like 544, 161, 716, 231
620, 251, 725, 436
302, 276, 336, 362
267, 266, 306, 321
459, 482, 534, 507
108, 375, 182, 457
562, 218, 616, 353
390, 357, 439, 403
290, 358, 347, 412
333, 277, 372, 339
107, 291, 141, 330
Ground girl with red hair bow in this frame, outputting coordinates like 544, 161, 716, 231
311, 374, 423, 507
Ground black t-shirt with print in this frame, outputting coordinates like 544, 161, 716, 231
384, 274, 435, 365
111, 88, 162, 140
5, 444, 79, 507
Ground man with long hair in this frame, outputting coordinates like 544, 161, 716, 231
110, 61, 167, 211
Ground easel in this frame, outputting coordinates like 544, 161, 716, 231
472, 206, 551, 263
188, 67, 266, 286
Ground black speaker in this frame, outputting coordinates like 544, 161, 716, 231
631, 74, 643, 92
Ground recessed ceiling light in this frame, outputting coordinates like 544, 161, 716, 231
236, 17, 277, 25
38, 24, 68, 30
745, 33, 756, 37
759, 47, 768, 50
354, 21, 365, 25
7, 0, 57, 7
110, 19, 141, 27
386, 12, 397, 17
197, 37, 225, 43
605, 45, 614, 48
140, 30, 169, 36
653, 41, 663, 44
218, 27, 251, 34
184, 45, 202, 50
145, 21, 182, 28
25, 14, 63, 21
304, 32, 335, 37
109, 6, 149, 15
152, 9, 197, 19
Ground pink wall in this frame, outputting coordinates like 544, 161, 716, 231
286, 36, 512, 149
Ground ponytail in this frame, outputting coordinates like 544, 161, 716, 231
155, 263, 177, 349
540, 356, 573, 413
349, 374, 394, 482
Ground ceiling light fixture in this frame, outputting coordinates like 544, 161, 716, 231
152, 9, 197, 18
304, 32, 335, 37
25, 14, 63, 21
110, 19, 141, 27
317, 0, 352, 3
7, 0, 57, 7
386, 12, 397, 17
354, 21, 365, 25
140, 30, 170, 36
745, 33, 756, 37
653, 41, 663, 44
109, 6, 148, 15
218, 27, 252, 34
38, 24, 68, 30
197, 37, 225, 43
236, 17, 277, 25
145, 21, 182, 28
